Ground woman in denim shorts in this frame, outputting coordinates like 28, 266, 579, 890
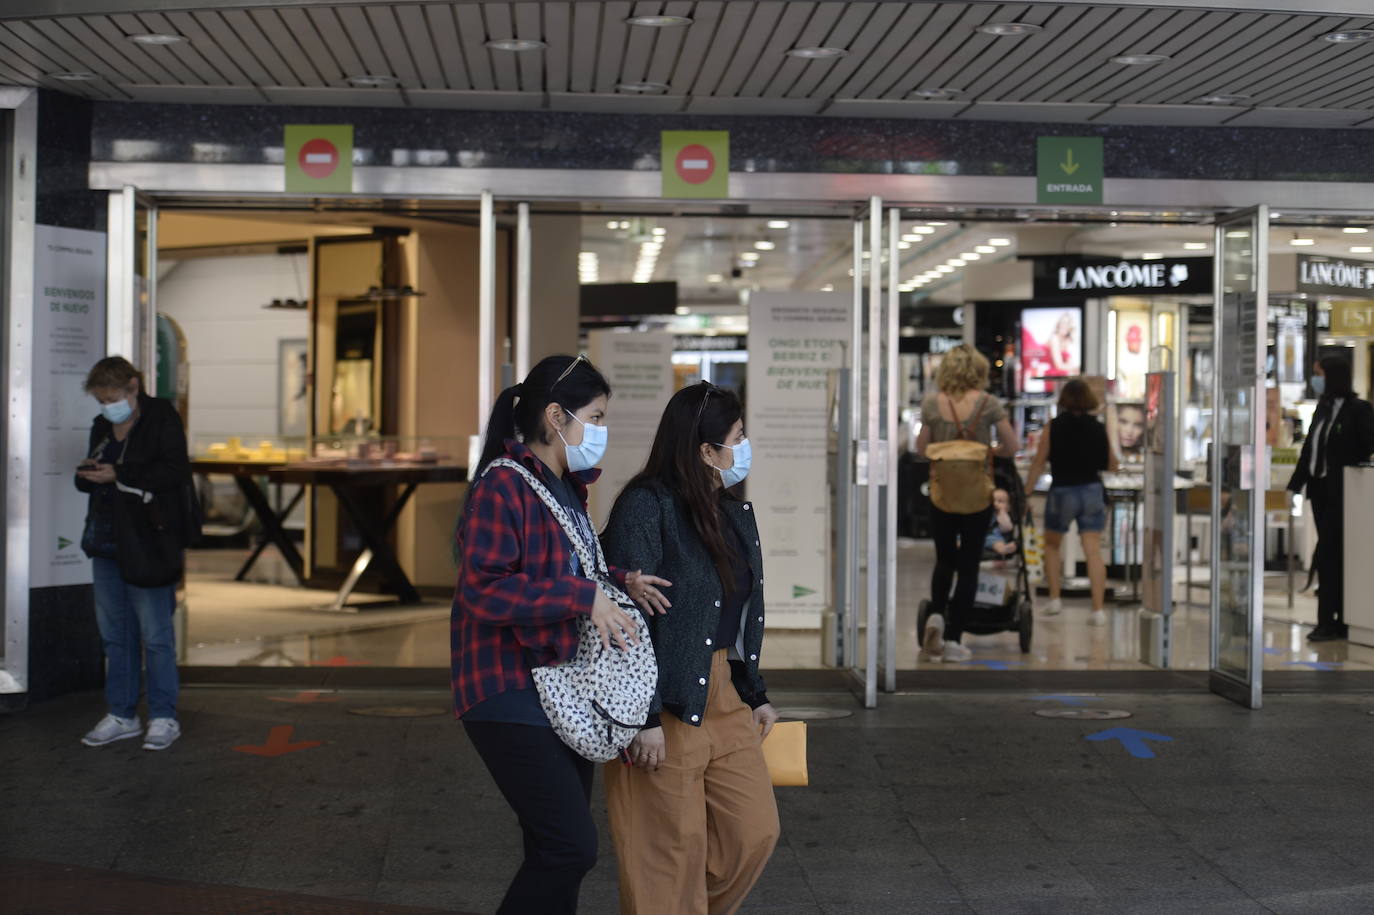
1025, 380, 1117, 626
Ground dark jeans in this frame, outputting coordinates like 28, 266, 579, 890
929, 504, 994, 643
463, 720, 597, 915
1307, 478, 1347, 633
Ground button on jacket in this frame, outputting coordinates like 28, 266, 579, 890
602, 481, 767, 727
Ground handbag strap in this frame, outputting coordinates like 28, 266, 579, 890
943, 393, 989, 442
482, 457, 631, 605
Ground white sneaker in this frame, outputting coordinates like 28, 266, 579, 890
142, 718, 181, 751
82, 714, 142, 747
1088, 609, 1107, 627
1043, 598, 1063, 616
942, 641, 973, 662
922, 613, 946, 659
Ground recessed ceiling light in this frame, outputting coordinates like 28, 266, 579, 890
1343, 227, 1369, 234
1224, 230, 1250, 239
926, 221, 949, 227
706, 274, 725, 284
767, 220, 790, 229
975, 245, 996, 254
821, 283, 835, 292
740, 252, 760, 261
1183, 242, 1209, 250
1289, 237, 1316, 246
49, 71, 99, 81
1322, 29, 1374, 43
1351, 246, 1373, 254
126, 32, 187, 45
901, 234, 921, 242
1110, 54, 1170, 65
911, 87, 963, 98
348, 75, 399, 88
961, 252, 981, 260
977, 22, 1043, 37
485, 38, 547, 51
936, 265, 956, 274
1196, 93, 1250, 105
988, 238, 1012, 246
785, 46, 848, 59
1141, 253, 1164, 260
897, 241, 912, 249
912, 226, 936, 235
948, 258, 967, 267
625, 14, 692, 27
754, 240, 775, 251
652, 227, 667, 236
616, 81, 670, 93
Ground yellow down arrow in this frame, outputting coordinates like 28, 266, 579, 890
1060, 149, 1080, 176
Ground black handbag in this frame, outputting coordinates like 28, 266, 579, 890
114, 490, 184, 588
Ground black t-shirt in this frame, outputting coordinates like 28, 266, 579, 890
714, 507, 754, 650
1049, 411, 1110, 487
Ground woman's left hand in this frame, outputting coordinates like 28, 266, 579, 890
77, 463, 116, 484
625, 570, 672, 616
753, 703, 780, 740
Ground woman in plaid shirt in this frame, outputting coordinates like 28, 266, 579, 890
452, 354, 671, 915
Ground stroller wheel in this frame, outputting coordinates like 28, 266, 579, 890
1018, 601, 1033, 654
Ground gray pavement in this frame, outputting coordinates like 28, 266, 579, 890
3, 684, 1374, 914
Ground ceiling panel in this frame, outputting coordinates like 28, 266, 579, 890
1088, 103, 1246, 125
958, 101, 1109, 122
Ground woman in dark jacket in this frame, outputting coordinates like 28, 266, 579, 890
74, 356, 191, 751
1288, 356, 1374, 642
601, 382, 780, 915
452, 354, 669, 915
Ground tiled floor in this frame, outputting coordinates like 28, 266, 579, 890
182, 544, 1374, 674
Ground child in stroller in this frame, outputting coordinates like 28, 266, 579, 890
920, 459, 1036, 654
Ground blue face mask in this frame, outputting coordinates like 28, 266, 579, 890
711, 438, 752, 488
558, 408, 608, 473
100, 397, 134, 424
1312, 375, 1326, 396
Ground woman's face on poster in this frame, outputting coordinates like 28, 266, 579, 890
1118, 406, 1145, 450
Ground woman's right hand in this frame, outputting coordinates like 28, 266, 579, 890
591, 589, 640, 652
629, 727, 665, 770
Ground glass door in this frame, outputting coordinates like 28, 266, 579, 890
1210, 207, 1268, 709
106, 186, 158, 383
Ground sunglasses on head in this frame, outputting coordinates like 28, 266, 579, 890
552, 354, 588, 390
694, 381, 721, 428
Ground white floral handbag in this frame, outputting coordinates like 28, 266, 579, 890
483, 459, 657, 762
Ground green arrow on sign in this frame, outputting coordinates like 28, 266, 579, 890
57, 536, 72, 550
1037, 137, 1103, 204
1060, 149, 1080, 175
792, 585, 816, 598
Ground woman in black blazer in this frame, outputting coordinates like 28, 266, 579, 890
1288, 356, 1374, 641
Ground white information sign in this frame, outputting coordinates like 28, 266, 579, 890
31, 225, 107, 588
746, 293, 849, 629
586, 331, 675, 530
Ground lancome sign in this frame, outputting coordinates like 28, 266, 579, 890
1297, 255, 1374, 298
1032, 256, 1212, 298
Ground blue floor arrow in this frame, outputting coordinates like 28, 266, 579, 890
1283, 661, 1344, 671
958, 660, 1024, 671
1031, 694, 1103, 706
1262, 647, 1284, 656
1084, 727, 1175, 759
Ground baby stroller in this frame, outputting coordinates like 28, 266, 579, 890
918, 457, 1036, 653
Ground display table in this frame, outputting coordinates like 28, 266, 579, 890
1345, 465, 1374, 648
190, 459, 303, 584
269, 462, 467, 612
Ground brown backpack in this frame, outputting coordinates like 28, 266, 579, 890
926, 394, 995, 515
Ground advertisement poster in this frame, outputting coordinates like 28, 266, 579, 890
1276, 316, 1305, 384
1114, 309, 1151, 399
1111, 401, 1147, 464
585, 331, 675, 530
1019, 307, 1082, 394
31, 225, 107, 588
746, 292, 849, 629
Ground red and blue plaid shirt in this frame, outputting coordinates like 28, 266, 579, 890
450, 440, 627, 718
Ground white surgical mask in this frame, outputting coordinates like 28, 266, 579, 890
100, 398, 134, 424
558, 408, 608, 472
711, 438, 752, 487
1311, 374, 1326, 396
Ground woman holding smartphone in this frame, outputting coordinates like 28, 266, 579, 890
601, 382, 779, 915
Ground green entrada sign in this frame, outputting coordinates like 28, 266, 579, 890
1036, 137, 1104, 205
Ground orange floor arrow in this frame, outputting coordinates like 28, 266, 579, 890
267, 691, 339, 703
232, 725, 323, 757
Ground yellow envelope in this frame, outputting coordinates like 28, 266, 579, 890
761, 720, 808, 787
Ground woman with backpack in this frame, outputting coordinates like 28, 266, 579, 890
1024, 378, 1116, 626
451, 354, 671, 915
916, 345, 1018, 662
601, 382, 780, 915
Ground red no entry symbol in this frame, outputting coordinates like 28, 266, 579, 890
299, 138, 340, 179
675, 143, 715, 185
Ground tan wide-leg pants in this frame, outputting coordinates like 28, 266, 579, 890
605, 649, 780, 915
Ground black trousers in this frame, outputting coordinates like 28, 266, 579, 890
464, 721, 597, 915
929, 504, 994, 643
1307, 478, 1347, 633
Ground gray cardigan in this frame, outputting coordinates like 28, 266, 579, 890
601, 480, 768, 728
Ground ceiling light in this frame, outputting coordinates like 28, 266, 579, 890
1351, 246, 1374, 254
707, 274, 724, 284
936, 265, 956, 274
1289, 237, 1316, 246
1141, 253, 1164, 260
1224, 230, 1250, 239
911, 87, 963, 98
50, 71, 99, 81
912, 226, 936, 235
977, 22, 1043, 37
901, 234, 921, 242
1322, 29, 1374, 43
486, 38, 547, 51
1343, 227, 1369, 234
767, 220, 790, 229
348, 75, 399, 88
754, 240, 775, 251
652, 227, 667, 236
1110, 54, 1170, 65
617, 81, 670, 93
1196, 93, 1250, 105
988, 238, 1012, 246
975, 245, 996, 254
948, 258, 967, 267
625, 14, 693, 27
926, 221, 949, 227
1183, 242, 1208, 250
961, 252, 981, 260
127, 32, 187, 45
898, 241, 912, 249
785, 46, 849, 59
674, 306, 691, 316
821, 284, 835, 292
740, 252, 760, 261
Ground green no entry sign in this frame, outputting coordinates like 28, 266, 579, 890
1037, 137, 1103, 205
285, 124, 354, 194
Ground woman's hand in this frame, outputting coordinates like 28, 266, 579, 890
629, 727, 665, 770
77, 463, 116, 484
591, 589, 640, 652
752, 703, 780, 740
625, 570, 672, 616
